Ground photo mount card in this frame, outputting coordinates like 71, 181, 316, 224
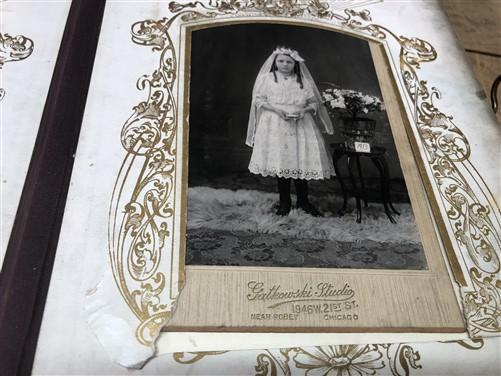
74, 1, 501, 349
163, 22, 464, 332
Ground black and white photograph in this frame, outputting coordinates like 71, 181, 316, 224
185, 23, 428, 270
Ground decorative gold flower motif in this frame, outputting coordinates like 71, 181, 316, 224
293, 345, 384, 376
0, 33, 34, 67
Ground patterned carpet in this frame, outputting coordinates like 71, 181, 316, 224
185, 186, 427, 270
187, 228, 427, 269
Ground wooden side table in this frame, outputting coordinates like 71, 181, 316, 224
331, 142, 400, 223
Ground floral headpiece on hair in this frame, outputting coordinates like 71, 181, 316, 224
272, 47, 304, 62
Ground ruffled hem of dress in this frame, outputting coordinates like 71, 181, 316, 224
248, 165, 336, 180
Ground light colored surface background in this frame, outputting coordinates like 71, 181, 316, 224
32, 0, 500, 374
0, 1, 71, 267
33, 336, 501, 375
0, 0, 492, 374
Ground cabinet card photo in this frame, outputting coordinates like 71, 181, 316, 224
185, 23, 428, 272
150, 18, 469, 333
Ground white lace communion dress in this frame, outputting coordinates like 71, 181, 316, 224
248, 72, 335, 180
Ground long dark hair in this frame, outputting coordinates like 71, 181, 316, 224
270, 54, 304, 89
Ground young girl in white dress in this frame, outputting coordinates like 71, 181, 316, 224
246, 47, 335, 216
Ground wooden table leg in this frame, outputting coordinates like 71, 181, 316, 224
332, 153, 348, 215
379, 156, 400, 216
371, 156, 396, 223
348, 156, 362, 223
356, 156, 368, 208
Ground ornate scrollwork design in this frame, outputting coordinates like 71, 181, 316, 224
109, 17, 181, 345
173, 351, 229, 364
131, 18, 170, 51
276, 2, 501, 335
463, 268, 501, 335
385, 344, 422, 376
253, 0, 308, 16
255, 352, 279, 376
168, 0, 380, 18
136, 312, 171, 346
255, 349, 294, 376
169, 344, 423, 375
400, 36, 437, 68
169, 0, 308, 16
443, 337, 485, 350
249, 344, 419, 375
111, 0, 501, 346
390, 28, 501, 335
0, 32, 34, 67
0, 32, 34, 100
166, 342, 495, 375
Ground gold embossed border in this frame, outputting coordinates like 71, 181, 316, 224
170, 339, 488, 375
108, 0, 501, 346
0, 32, 34, 100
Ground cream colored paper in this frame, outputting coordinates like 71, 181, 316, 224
30, 0, 500, 373
1, 1, 71, 266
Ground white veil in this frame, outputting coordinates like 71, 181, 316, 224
245, 47, 334, 147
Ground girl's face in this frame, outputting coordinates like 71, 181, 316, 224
275, 54, 295, 74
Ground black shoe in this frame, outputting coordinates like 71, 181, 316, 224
297, 202, 323, 217
276, 201, 291, 216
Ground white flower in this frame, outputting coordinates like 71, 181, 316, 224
321, 87, 384, 115
273, 47, 304, 62
362, 95, 374, 104
329, 97, 346, 109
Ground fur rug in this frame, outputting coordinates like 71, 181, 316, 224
188, 187, 422, 244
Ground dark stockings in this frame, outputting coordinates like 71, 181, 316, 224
294, 179, 309, 206
276, 177, 292, 216
276, 178, 323, 217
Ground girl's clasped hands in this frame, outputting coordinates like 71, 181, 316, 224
273, 106, 312, 121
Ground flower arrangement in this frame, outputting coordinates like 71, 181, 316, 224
322, 86, 385, 118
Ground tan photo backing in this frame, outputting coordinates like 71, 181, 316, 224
165, 21, 466, 333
